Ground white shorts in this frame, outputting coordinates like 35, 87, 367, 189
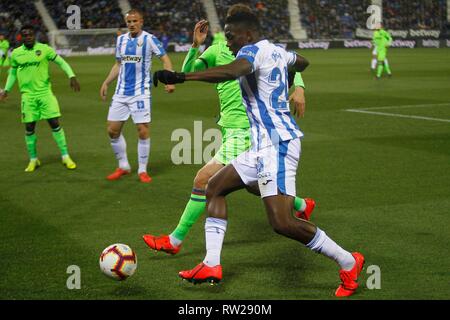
231, 138, 301, 198
372, 48, 378, 55
108, 94, 151, 124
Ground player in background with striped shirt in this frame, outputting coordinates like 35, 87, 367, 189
100, 9, 175, 183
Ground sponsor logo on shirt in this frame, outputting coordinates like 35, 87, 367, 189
121, 55, 142, 63
18, 61, 40, 69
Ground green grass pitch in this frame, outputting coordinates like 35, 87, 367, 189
0, 48, 449, 300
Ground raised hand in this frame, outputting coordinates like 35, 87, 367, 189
192, 20, 209, 48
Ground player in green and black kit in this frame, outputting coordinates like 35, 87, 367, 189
0, 25, 80, 172
143, 8, 315, 254
372, 23, 393, 79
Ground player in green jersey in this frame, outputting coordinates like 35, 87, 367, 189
372, 23, 393, 79
143, 7, 315, 254
0, 25, 80, 172
0, 32, 10, 78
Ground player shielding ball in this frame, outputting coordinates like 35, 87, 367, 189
0, 25, 80, 172
143, 5, 315, 255
100, 9, 175, 183
154, 10, 365, 297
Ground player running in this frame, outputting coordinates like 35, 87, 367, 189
0, 25, 79, 172
372, 23, 393, 79
143, 7, 315, 255
153, 10, 365, 297
100, 9, 175, 183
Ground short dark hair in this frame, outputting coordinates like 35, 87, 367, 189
227, 3, 253, 17
20, 24, 35, 33
225, 10, 260, 31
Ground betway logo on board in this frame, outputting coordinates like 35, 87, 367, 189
298, 41, 330, 50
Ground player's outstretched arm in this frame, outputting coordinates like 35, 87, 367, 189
154, 58, 252, 86
181, 20, 209, 73
293, 54, 309, 72
159, 54, 176, 93
100, 61, 120, 101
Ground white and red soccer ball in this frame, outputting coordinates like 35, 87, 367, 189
99, 244, 137, 280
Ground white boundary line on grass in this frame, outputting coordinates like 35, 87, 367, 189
344, 103, 450, 123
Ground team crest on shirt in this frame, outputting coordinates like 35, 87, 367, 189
35, 50, 42, 56
271, 51, 282, 62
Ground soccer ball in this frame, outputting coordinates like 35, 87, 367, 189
99, 244, 137, 280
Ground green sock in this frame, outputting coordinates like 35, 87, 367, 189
171, 189, 206, 242
52, 127, 68, 156
384, 63, 391, 75
294, 197, 306, 212
377, 63, 383, 77
25, 133, 37, 159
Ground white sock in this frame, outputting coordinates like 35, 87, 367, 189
110, 135, 130, 170
299, 199, 307, 211
169, 234, 182, 247
203, 217, 227, 267
306, 228, 355, 271
371, 58, 377, 70
138, 138, 150, 174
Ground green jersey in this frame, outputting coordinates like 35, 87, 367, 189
0, 39, 9, 57
373, 29, 392, 50
9, 43, 73, 96
212, 32, 226, 45
182, 42, 249, 128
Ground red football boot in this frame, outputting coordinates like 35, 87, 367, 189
142, 234, 181, 255
335, 252, 365, 297
179, 262, 222, 285
139, 172, 152, 183
107, 168, 130, 181
295, 198, 315, 220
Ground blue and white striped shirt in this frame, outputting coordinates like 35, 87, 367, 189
114, 31, 166, 97
236, 40, 303, 151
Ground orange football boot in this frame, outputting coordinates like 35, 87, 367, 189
179, 262, 222, 285
142, 234, 181, 255
335, 252, 365, 297
106, 168, 130, 181
139, 172, 152, 183
295, 198, 315, 220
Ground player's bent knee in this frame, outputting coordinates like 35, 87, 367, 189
193, 173, 208, 190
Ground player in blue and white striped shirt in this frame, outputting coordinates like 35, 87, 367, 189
154, 9, 365, 297
100, 9, 175, 183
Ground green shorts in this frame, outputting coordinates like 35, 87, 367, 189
21, 93, 61, 123
213, 127, 251, 165
377, 49, 387, 62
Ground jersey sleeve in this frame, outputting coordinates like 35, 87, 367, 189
286, 51, 297, 67
198, 44, 219, 68
45, 45, 58, 61
236, 44, 260, 72
115, 35, 123, 61
10, 51, 18, 68
149, 36, 166, 57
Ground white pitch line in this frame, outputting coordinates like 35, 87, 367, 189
358, 103, 450, 111
345, 109, 450, 123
